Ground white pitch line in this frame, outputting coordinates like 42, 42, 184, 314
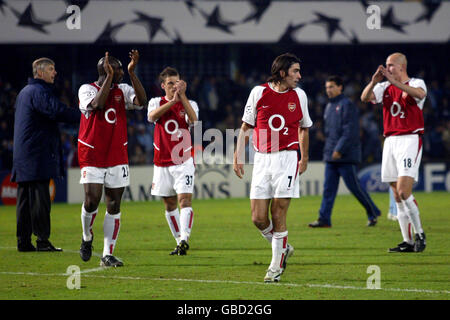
1, 247, 448, 295
1, 271, 448, 295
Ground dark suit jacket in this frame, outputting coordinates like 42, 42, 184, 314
11, 78, 80, 183
323, 94, 362, 164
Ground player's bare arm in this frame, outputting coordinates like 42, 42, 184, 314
360, 65, 383, 102
380, 66, 426, 100
90, 52, 114, 110
176, 80, 198, 124
127, 49, 147, 106
148, 99, 178, 122
298, 127, 309, 175
233, 122, 252, 179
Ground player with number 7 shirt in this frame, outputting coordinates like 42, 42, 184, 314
233, 53, 312, 283
77, 50, 147, 267
361, 52, 427, 253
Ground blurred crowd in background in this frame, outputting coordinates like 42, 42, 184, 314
1, 44, 449, 172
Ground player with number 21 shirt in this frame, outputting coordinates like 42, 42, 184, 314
77, 50, 147, 267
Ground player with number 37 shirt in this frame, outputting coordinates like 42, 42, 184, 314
361, 52, 427, 253
147, 67, 199, 256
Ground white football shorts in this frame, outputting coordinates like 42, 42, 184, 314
80, 164, 130, 188
151, 157, 195, 197
250, 150, 300, 199
382, 134, 423, 183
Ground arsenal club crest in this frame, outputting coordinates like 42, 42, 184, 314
179, 110, 186, 117
288, 102, 296, 112
114, 95, 122, 103
402, 91, 409, 99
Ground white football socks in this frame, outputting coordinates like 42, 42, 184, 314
269, 231, 288, 272
180, 207, 194, 242
260, 220, 273, 244
81, 204, 97, 242
403, 195, 424, 235
165, 208, 181, 245
396, 202, 413, 244
103, 212, 121, 257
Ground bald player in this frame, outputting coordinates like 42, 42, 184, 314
361, 52, 427, 253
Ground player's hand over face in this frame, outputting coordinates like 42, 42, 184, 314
128, 49, 139, 74
104, 52, 114, 77
371, 65, 384, 84
176, 80, 187, 96
380, 66, 395, 83
170, 90, 180, 103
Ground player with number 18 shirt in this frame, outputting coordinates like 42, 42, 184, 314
361, 52, 427, 253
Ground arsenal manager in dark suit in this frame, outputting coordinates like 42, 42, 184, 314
12, 57, 80, 252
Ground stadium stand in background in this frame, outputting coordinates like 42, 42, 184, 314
1, 43, 449, 171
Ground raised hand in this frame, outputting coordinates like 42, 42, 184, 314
170, 89, 180, 103
371, 65, 384, 84
128, 49, 139, 74
380, 66, 395, 83
104, 52, 113, 77
175, 80, 187, 97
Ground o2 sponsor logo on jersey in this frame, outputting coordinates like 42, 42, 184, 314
357, 164, 389, 192
105, 108, 117, 124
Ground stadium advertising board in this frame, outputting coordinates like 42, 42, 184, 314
358, 162, 450, 192
0, 171, 62, 205
64, 162, 450, 204
1, 162, 448, 205
67, 162, 330, 203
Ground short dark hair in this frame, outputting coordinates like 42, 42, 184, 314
326, 75, 343, 87
159, 67, 179, 83
96, 55, 121, 76
267, 53, 301, 84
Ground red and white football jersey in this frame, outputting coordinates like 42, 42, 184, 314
372, 78, 427, 137
77, 82, 136, 168
242, 83, 312, 153
147, 97, 199, 167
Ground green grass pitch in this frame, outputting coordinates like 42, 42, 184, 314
0, 192, 449, 300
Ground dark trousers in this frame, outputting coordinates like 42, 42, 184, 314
16, 180, 51, 245
318, 162, 380, 225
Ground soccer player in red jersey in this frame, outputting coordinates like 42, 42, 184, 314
361, 52, 427, 253
147, 67, 198, 256
77, 51, 147, 266
233, 53, 312, 282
